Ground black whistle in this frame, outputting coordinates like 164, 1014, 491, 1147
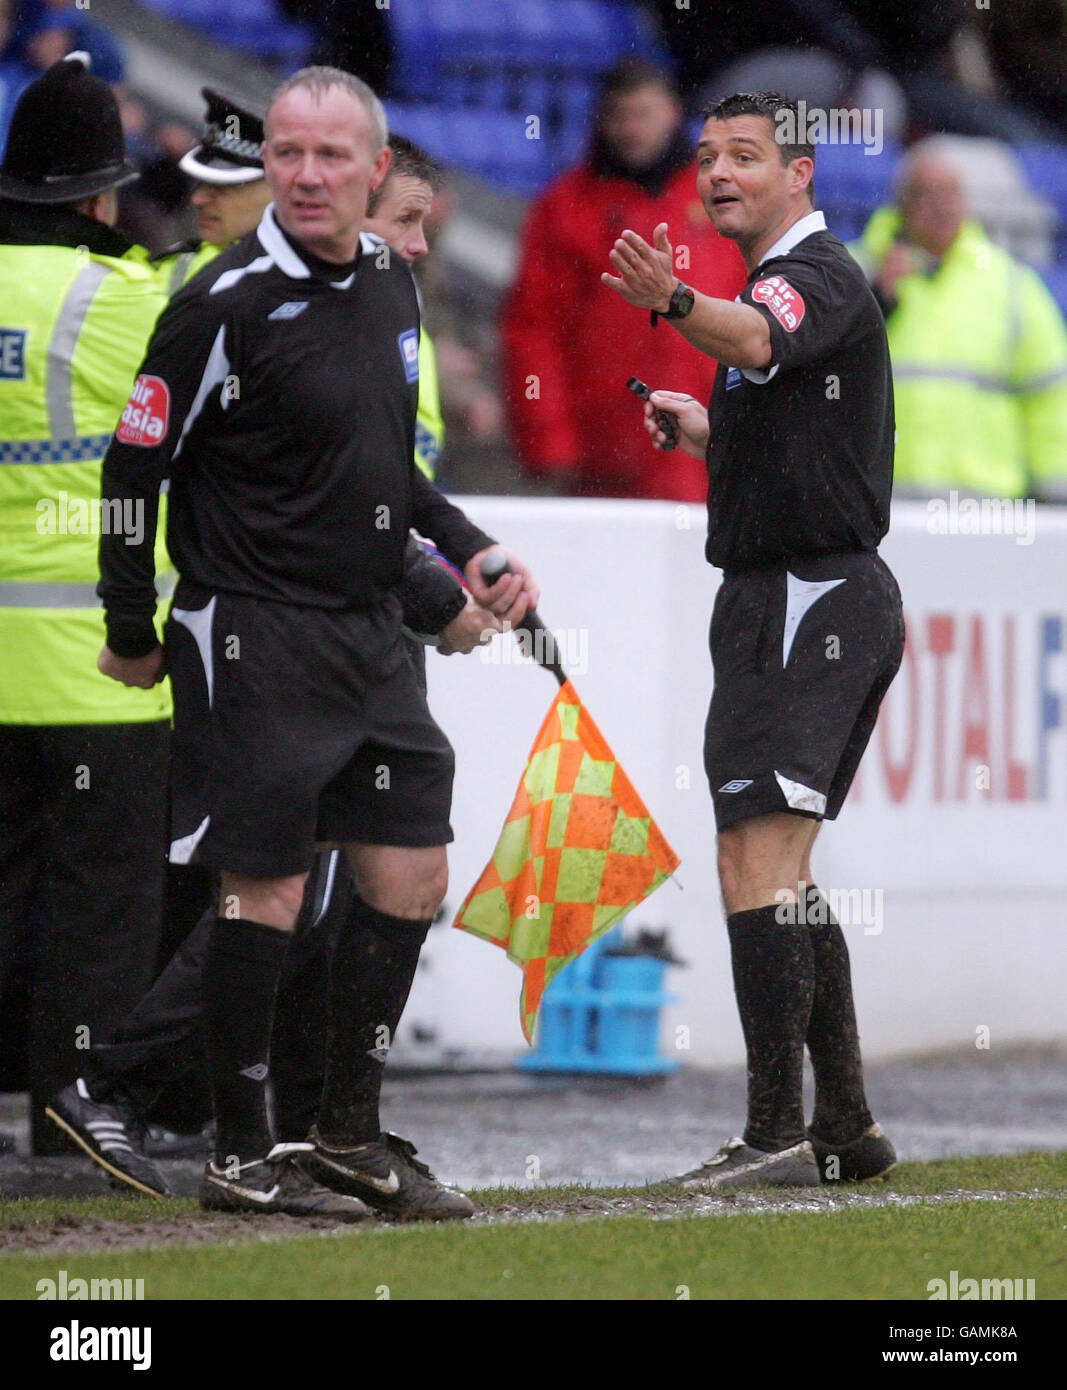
627, 376, 678, 450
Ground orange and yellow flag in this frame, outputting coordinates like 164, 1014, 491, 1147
454, 680, 680, 1042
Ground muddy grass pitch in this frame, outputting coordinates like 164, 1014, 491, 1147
1, 1152, 1065, 1300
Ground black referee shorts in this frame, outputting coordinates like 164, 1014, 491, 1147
165, 582, 455, 878
705, 551, 904, 832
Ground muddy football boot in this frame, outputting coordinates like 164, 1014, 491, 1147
305, 1129, 474, 1221
200, 1141, 372, 1220
675, 1136, 821, 1190
46, 1078, 171, 1198
808, 1123, 897, 1182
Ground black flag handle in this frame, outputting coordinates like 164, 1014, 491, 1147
480, 551, 567, 686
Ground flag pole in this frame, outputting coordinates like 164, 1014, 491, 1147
481, 552, 567, 687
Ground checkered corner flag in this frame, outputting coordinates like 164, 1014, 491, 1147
453, 561, 680, 1043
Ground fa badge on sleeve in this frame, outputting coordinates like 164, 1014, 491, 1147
397, 328, 420, 384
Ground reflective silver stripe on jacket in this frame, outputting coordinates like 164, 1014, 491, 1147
169, 252, 196, 297
0, 581, 101, 607
0, 573, 175, 607
893, 363, 1067, 395
47, 262, 114, 441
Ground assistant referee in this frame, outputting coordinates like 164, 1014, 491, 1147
98, 67, 536, 1220
604, 91, 905, 1189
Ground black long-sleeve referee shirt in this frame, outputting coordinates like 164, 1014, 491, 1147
99, 205, 492, 657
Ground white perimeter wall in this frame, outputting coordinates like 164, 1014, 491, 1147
403, 499, 1067, 1065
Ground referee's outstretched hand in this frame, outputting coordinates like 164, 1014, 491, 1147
602, 222, 676, 310
644, 391, 710, 460
98, 644, 167, 689
465, 545, 539, 628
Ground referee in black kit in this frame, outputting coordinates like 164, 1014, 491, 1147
604, 92, 905, 1189
98, 67, 536, 1220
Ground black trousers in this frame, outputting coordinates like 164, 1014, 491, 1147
84, 850, 352, 1143
0, 722, 169, 1154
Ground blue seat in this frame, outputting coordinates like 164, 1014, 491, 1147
138, 0, 312, 63
1016, 143, 1067, 222
387, 101, 550, 195
813, 139, 899, 209
391, 0, 671, 101
1038, 260, 1067, 318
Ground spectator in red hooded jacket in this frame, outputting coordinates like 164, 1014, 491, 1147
502, 60, 747, 500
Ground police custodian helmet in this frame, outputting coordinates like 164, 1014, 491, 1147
0, 52, 138, 204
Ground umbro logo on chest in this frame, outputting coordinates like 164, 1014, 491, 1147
268, 301, 309, 321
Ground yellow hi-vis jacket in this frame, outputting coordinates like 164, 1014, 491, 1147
0, 232, 172, 724
157, 238, 446, 480
851, 209, 1067, 499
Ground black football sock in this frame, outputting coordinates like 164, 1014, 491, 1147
804, 885, 874, 1145
727, 903, 815, 1153
315, 896, 429, 1147
203, 917, 291, 1165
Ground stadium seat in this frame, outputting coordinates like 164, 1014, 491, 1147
811, 140, 900, 216
387, 102, 549, 196
390, 0, 670, 101
1038, 260, 1067, 318
1016, 143, 1067, 222
138, 0, 313, 65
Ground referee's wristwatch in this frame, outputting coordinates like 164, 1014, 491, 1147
651, 281, 695, 327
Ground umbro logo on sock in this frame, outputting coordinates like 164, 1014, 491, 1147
366, 1046, 389, 1065
239, 1063, 269, 1082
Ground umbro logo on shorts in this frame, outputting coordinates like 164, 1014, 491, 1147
268, 301, 309, 320
719, 779, 754, 793
366, 1046, 389, 1065
239, 1063, 269, 1081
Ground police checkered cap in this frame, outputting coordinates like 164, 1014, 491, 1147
180, 88, 265, 186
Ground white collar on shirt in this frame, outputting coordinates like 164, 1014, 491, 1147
758, 209, 827, 266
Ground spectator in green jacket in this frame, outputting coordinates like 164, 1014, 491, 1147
851, 141, 1067, 501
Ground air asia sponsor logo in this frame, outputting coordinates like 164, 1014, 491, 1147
752, 276, 805, 332
116, 374, 170, 447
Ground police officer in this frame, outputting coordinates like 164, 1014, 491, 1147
97, 67, 536, 1220
605, 92, 904, 1188
0, 54, 173, 1154
153, 88, 274, 295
